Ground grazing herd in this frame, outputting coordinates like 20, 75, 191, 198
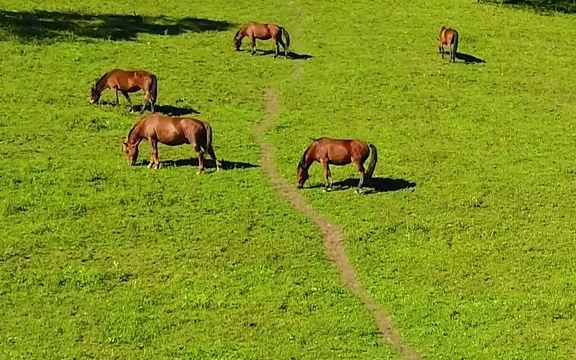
90, 23, 461, 192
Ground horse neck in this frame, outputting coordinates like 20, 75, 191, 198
127, 121, 144, 145
236, 27, 247, 40
299, 148, 313, 170
94, 72, 110, 92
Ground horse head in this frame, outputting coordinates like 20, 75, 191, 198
90, 87, 101, 104
296, 161, 309, 188
233, 30, 243, 50
123, 140, 139, 166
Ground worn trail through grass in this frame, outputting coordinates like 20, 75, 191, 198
254, 88, 422, 360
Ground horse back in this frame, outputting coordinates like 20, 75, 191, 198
313, 138, 369, 165
247, 22, 280, 39
440, 27, 456, 45
108, 69, 154, 92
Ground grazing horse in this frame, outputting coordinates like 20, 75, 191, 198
234, 22, 290, 58
296, 138, 378, 192
123, 114, 222, 172
91, 69, 157, 114
437, 26, 459, 63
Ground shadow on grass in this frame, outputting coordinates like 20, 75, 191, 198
237, 49, 313, 60
456, 52, 486, 64
478, 0, 576, 14
0, 10, 234, 43
306, 177, 416, 194
151, 104, 200, 116
141, 158, 259, 170
94, 101, 200, 116
440, 51, 486, 64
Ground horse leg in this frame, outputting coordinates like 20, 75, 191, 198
321, 160, 333, 191
115, 89, 119, 106
197, 150, 206, 173
250, 36, 256, 55
149, 139, 160, 169
121, 91, 133, 109
207, 146, 223, 171
274, 40, 279, 58
140, 98, 149, 114
277, 38, 287, 59
354, 159, 366, 193
441, 44, 445, 59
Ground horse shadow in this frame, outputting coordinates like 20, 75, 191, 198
250, 49, 313, 60
152, 104, 200, 116
439, 51, 485, 64
307, 177, 416, 194
144, 158, 259, 170
456, 52, 486, 64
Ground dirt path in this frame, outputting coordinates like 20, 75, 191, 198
252, 89, 423, 360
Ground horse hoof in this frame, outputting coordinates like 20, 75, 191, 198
323, 188, 332, 193
355, 188, 363, 194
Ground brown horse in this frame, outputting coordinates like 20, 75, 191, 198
123, 114, 222, 172
234, 22, 290, 58
437, 26, 459, 63
296, 138, 378, 192
91, 69, 157, 114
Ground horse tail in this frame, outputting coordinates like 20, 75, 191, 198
204, 121, 213, 154
365, 144, 378, 179
451, 30, 459, 62
149, 74, 158, 105
281, 27, 290, 50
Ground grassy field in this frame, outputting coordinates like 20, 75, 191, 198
1, 0, 576, 359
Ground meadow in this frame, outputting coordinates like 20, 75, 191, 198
1, 0, 576, 359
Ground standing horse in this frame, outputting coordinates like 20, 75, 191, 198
234, 22, 290, 58
296, 138, 378, 192
123, 114, 222, 172
437, 26, 459, 63
91, 69, 157, 114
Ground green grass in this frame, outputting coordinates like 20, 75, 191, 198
0, 1, 395, 359
270, 1, 576, 359
1, 0, 576, 358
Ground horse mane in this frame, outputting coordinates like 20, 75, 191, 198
95, 69, 118, 88
235, 23, 250, 39
298, 149, 307, 168
126, 118, 143, 144
298, 140, 318, 169
94, 70, 112, 90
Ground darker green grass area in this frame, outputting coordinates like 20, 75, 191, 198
0, 9, 234, 43
480, 0, 576, 14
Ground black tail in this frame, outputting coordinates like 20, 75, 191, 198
204, 121, 212, 154
365, 144, 378, 179
451, 31, 459, 62
150, 74, 158, 107
281, 27, 290, 51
